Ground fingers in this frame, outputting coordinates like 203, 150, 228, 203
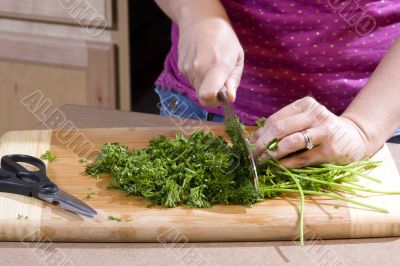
252, 102, 304, 143
249, 96, 368, 168
279, 146, 326, 168
225, 53, 244, 102
178, 40, 193, 80
197, 65, 232, 106
268, 128, 324, 160
252, 113, 313, 157
179, 42, 244, 106
293, 96, 322, 115
178, 43, 243, 106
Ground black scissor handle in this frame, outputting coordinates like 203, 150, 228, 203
2, 154, 46, 175
1, 154, 58, 195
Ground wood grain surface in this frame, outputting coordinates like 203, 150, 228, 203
0, 127, 399, 242
0, 0, 113, 27
0, 130, 51, 241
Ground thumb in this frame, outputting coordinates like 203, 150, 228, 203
198, 65, 231, 107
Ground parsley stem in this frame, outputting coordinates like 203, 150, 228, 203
281, 173, 399, 195
270, 159, 305, 246
341, 170, 381, 184
340, 181, 365, 189
290, 161, 376, 174
265, 188, 388, 213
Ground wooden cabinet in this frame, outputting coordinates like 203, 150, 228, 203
0, 0, 130, 136
0, 0, 113, 27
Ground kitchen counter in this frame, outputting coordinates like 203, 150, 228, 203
1, 104, 400, 266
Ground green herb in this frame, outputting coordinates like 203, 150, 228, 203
86, 192, 95, 199
86, 121, 257, 208
17, 214, 28, 220
41, 151, 57, 163
85, 117, 399, 246
79, 158, 87, 164
266, 138, 279, 152
256, 117, 267, 128
108, 215, 122, 222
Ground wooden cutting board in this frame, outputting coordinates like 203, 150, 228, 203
1, 127, 400, 242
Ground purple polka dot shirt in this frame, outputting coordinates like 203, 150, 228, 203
156, 0, 400, 125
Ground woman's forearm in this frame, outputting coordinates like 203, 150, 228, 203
154, 0, 229, 25
342, 37, 400, 154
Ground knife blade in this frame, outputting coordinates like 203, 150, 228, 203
217, 86, 260, 195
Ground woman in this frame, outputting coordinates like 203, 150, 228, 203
154, 0, 400, 168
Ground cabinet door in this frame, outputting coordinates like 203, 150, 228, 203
0, 31, 116, 136
0, 0, 113, 28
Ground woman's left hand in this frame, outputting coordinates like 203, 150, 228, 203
251, 96, 376, 168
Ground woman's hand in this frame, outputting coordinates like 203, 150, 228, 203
251, 97, 376, 168
154, 0, 244, 106
178, 17, 244, 106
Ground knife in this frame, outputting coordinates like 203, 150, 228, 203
217, 86, 260, 195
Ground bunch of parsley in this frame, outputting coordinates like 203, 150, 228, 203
86, 126, 258, 208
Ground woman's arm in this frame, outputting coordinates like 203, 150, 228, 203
154, 0, 228, 25
342, 37, 400, 155
154, 0, 244, 106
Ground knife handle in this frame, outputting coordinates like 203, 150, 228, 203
217, 86, 229, 103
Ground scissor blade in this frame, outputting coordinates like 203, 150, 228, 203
217, 88, 260, 195
39, 190, 97, 218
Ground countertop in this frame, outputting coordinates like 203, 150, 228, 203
1, 104, 400, 266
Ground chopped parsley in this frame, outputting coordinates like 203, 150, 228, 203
266, 138, 279, 152
17, 214, 28, 220
256, 117, 267, 128
86, 192, 95, 199
108, 215, 122, 222
41, 151, 57, 163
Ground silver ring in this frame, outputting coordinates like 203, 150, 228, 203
301, 130, 314, 150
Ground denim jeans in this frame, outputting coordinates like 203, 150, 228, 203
155, 87, 224, 123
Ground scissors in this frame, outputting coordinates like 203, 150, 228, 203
0, 154, 97, 218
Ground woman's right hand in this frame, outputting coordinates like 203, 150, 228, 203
177, 16, 244, 106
